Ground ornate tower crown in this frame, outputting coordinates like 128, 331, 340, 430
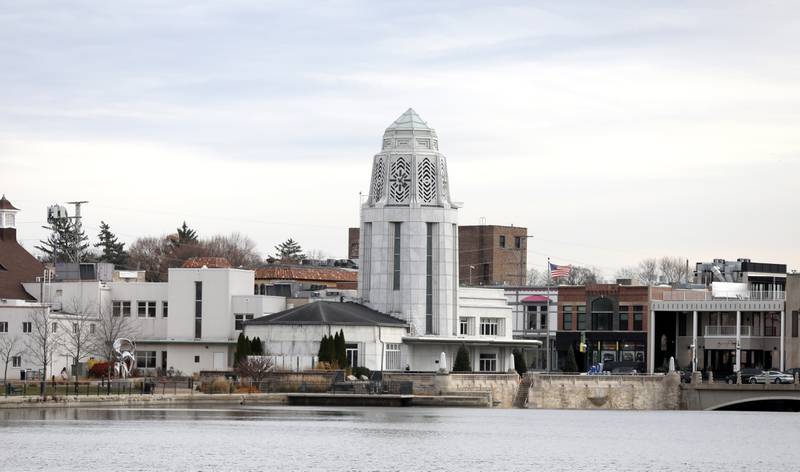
366, 109, 453, 208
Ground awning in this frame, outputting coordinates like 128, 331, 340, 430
521, 295, 549, 303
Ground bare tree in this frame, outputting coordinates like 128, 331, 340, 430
304, 248, 328, 262
0, 335, 22, 383
128, 236, 171, 282
638, 258, 659, 285
562, 266, 602, 285
24, 306, 63, 396
60, 298, 98, 384
235, 355, 274, 385
659, 256, 690, 284
204, 233, 261, 268
90, 302, 139, 382
614, 266, 638, 282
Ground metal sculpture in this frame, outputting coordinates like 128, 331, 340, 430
112, 338, 136, 378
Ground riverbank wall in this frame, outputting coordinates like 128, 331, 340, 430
382, 372, 519, 408
524, 373, 681, 410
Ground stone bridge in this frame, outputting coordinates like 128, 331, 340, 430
682, 383, 800, 410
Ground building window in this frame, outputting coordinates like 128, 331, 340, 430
162, 301, 169, 318
12, 355, 21, 367
563, 306, 573, 330
480, 318, 499, 336
499, 235, 506, 248
526, 305, 537, 330
112, 300, 131, 317
195, 281, 203, 339
619, 312, 629, 331
540, 306, 547, 331
479, 353, 497, 372
392, 222, 401, 291
425, 222, 434, 334
385, 343, 401, 370
194, 355, 200, 363
161, 351, 168, 371
591, 298, 613, 331
345, 344, 359, 368
577, 305, 587, 331
22, 322, 31, 333
633, 306, 644, 330
138, 301, 157, 318
234, 313, 255, 331
51, 322, 58, 333
459, 317, 474, 336
72, 322, 78, 333
0, 321, 7, 333
90, 323, 95, 334
514, 236, 522, 249
135, 351, 157, 369
765, 312, 780, 336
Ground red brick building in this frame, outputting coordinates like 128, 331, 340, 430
556, 284, 650, 372
458, 225, 528, 286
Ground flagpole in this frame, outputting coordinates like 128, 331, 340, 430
546, 257, 551, 373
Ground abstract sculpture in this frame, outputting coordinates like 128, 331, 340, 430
112, 338, 136, 378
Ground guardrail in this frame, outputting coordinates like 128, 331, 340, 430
705, 325, 751, 337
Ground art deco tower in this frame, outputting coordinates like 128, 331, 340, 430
358, 109, 459, 336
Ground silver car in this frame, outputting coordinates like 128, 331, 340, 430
749, 370, 794, 384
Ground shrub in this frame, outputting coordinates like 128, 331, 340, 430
453, 344, 472, 372
203, 376, 232, 394
513, 350, 527, 375
352, 366, 370, 379
88, 361, 111, 378
564, 347, 579, 373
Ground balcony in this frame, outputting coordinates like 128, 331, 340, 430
704, 325, 751, 337
658, 290, 785, 302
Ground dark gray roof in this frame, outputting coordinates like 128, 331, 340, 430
245, 301, 407, 327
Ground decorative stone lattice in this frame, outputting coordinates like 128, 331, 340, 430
417, 157, 437, 204
439, 157, 449, 201
389, 156, 411, 203
371, 157, 386, 202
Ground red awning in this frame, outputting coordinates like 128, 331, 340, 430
521, 295, 549, 303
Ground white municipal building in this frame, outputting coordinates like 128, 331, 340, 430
249, 109, 539, 372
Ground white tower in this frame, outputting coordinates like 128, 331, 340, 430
359, 109, 460, 336
0, 195, 19, 230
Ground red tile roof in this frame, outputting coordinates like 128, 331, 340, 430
181, 257, 232, 269
255, 266, 358, 283
0, 228, 43, 300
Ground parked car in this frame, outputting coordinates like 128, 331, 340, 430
784, 368, 800, 379
749, 370, 795, 384
725, 368, 762, 384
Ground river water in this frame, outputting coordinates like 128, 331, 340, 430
0, 406, 798, 471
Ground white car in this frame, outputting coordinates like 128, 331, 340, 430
749, 370, 794, 384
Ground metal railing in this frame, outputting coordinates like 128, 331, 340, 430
704, 325, 751, 337
2, 379, 193, 397
657, 290, 785, 302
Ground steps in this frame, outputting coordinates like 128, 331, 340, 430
513, 375, 533, 408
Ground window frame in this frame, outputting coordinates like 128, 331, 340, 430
0, 321, 7, 333
479, 353, 497, 372
479, 318, 499, 336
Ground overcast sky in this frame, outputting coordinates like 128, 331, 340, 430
2, 1, 798, 277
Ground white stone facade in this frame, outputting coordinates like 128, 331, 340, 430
359, 109, 460, 336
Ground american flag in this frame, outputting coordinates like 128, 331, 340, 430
549, 262, 572, 279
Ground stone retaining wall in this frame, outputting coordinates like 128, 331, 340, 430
382, 372, 519, 408
525, 373, 681, 410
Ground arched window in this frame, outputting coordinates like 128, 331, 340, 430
591, 297, 614, 331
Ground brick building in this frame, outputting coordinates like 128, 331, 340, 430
458, 225, 528, 286
556, 283, 650, 372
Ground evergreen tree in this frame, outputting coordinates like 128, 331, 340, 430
334, 330, 347, 369
324, 334, 336, 365
513, 350, 528, 375
274, 238, 305, 262
36, 218, 90, 263
564, 347, 579, 373
175, 221, 198, 247
234, 333, 251, 365
250, 336, 263, 355
94, 221, 127, 266
453, 344, 472, 372
317, 335, 329, 363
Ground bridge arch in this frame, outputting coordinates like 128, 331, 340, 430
707, 396, 800, 411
